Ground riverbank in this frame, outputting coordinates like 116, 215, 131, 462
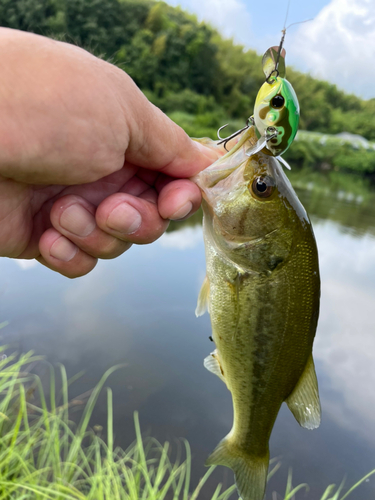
167, 110, 375, 179
0, 347, 373, 499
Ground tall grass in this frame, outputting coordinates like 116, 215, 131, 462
0, 346, 373, 500
0, 348, 234, 500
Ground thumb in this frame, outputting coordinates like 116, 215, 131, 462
122, 81, 221, 177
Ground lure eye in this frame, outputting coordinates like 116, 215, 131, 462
250, 176, 275, 200
271, 95, 285, 108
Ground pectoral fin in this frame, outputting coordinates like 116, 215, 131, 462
195, 276, 210, 317
286, 355, 321, 430
204, 350, 227, 387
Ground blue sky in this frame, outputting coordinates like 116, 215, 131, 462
231, 0, 330, 46
166, 0, 375, 99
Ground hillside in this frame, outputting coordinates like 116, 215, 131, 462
1, 0, 374, 141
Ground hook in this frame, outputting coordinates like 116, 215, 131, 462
217, 118, 252, 151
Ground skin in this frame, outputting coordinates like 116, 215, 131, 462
195, 128, 320, 500
0, 28, 221, 278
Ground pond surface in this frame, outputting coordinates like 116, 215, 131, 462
1, 174, 375, 499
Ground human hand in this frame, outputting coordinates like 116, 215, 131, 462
0, 29, 220, 278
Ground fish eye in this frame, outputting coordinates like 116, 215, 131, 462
271, 95, 285, 108
250, 176, 275, 199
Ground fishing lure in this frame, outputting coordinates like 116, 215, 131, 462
217, 29, 299, 170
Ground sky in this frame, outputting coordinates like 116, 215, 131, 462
166, 0, 375, 100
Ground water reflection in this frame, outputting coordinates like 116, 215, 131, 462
1, 179, 375, 498
314, 221, 375, 440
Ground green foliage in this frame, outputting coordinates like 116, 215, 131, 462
1, 0, 374, 141
0, 0, 57, 33
166, 109, 375, 178
284, 132, 375, 175
167, 110, 237, 140
0, 348, 234, 499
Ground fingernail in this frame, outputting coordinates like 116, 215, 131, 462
170, 201, 193, 221
50, 237, 78, 262
60, 204, 96, 237
107, 203, 142, 234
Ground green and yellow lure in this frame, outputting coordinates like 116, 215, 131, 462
254, 45, 299, 157
218, 39, 299, 169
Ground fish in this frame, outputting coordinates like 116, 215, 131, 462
193, 126, 321, 500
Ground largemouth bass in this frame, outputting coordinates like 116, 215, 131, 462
194, 127, 321, 500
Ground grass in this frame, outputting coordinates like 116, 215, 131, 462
0, 346, 373, 500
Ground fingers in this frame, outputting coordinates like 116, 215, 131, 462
38, 193, 134, 278
38, 229, 98, 278
38, 192, 170, 278
49, 195, 132, 259
96, 193, 169, 244
157, 179, 202, 220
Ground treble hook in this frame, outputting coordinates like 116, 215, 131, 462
217, 117, 252, 151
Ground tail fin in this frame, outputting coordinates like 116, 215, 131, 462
206, 437, 269, 500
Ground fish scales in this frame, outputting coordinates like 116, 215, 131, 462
194, 128, 321, 500
207, 227, 319, 447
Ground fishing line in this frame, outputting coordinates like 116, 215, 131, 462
286, 19, 314, 30
273, 1, 313, 80
217, 0, 312, 152
283, 0, 291, 32
283, 0, 314, 32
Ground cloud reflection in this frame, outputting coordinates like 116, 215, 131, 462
159, 225, 202, 250
314, 220, 375, 441
14, 259, 39, 270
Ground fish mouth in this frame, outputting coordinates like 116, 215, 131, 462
192, 127, 260, 190
194, 164, 239, 191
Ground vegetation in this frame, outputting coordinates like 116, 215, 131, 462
285, 132, 375, 177
0, 346, 373, 500
1, 0, 375, 140
0, 3, 373, 496
0, 348, 233, 499
1, 0, 375, 175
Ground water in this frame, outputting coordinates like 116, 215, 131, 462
1, 180, 375, 499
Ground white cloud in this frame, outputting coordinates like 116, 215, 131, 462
167, 0, 252, 45
289, 0, 375, 98
167, 0, 374, 98
159, 225, 202, 250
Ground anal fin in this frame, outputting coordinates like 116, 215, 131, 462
285, 354, 321, 430
196, 276, 210, 317
204, 349, 227, 387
